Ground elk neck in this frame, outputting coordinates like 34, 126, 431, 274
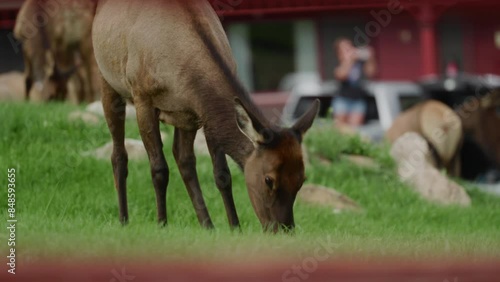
185, 3, 268, 170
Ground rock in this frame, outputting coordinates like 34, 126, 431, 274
315, 154, 333, 166
86, 101, 105, 116
86, 101, 104, 115
85, 139, 147, 161
124, 139, 148, 160
68, 111, 100, 125
85, 133, 168, 161
86, 101, 136, 120
160, 131, 169, 142
0, 72, 25, 101
341, 154, 379, 169
391, 132, 471, 206
390, 132, 436, 168
125, 105, 137, 119
475, 183, 500, 197
194, 130, 210, 156
313, 154, 378, 169
297, 184, 362, 213
406, 165, 472, 206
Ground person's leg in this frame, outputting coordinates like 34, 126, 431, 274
332, 96, 349, 124
347, 98, 367, 127
333, 97, 358, 135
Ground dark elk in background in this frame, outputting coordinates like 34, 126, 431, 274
387, 89, 500, 183
13, 0, 98, 103
459, 89, 500, 182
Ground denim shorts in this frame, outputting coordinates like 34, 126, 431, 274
332, 96, 367, 115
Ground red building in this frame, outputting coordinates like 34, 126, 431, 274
1, 0, 499, 92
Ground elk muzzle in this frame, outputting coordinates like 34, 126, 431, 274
247, 180, 296, 233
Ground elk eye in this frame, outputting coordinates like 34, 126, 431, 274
265, 176, 274, 189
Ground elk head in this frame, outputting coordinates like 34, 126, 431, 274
235, 99, 319, 232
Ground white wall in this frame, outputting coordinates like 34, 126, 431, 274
294, 20, 319, 74
227, 23, 254, 92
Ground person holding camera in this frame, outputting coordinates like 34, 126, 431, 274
332, 38, 377, 128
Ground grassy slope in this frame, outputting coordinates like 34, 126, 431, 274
0, 102, 499, 262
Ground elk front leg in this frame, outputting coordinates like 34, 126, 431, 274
206, 138, 240, 229
23, 48, 33, 100
173, 128, 214, 229
135, 98, 169, 226
102, 78, 128, 224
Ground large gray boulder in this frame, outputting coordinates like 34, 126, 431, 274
85, 139, 147, 161
85, 133, 168, 161
86, 101, 137, 120
390, 132, 471, 206
68, 110, 100, 125
341, 154, 380, 170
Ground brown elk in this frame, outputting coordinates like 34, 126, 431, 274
386, 100, 463, 177
459, 89, 500, 176
92, 0, 319, 232
14, 0, 98, 103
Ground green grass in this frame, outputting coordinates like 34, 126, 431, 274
1, 102, 499, 262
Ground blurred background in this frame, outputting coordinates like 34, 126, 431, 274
2, 0, 499, 89
1, 1, 500, 281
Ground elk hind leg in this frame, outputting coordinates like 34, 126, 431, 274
135, 97, 169, 226
102, 77, 129, 224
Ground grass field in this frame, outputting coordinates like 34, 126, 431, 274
1, 102, 500, 262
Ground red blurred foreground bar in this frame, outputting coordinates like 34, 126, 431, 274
2, 259, 500, 282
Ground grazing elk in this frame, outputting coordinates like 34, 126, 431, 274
92, 0, 319, 232
14, 0, 98, 103
386, 100, 463, 177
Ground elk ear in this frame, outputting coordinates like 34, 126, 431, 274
292, 99, 320, 141
235, 98, 266, 146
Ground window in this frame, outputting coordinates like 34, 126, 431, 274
250, 22, 294, 92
